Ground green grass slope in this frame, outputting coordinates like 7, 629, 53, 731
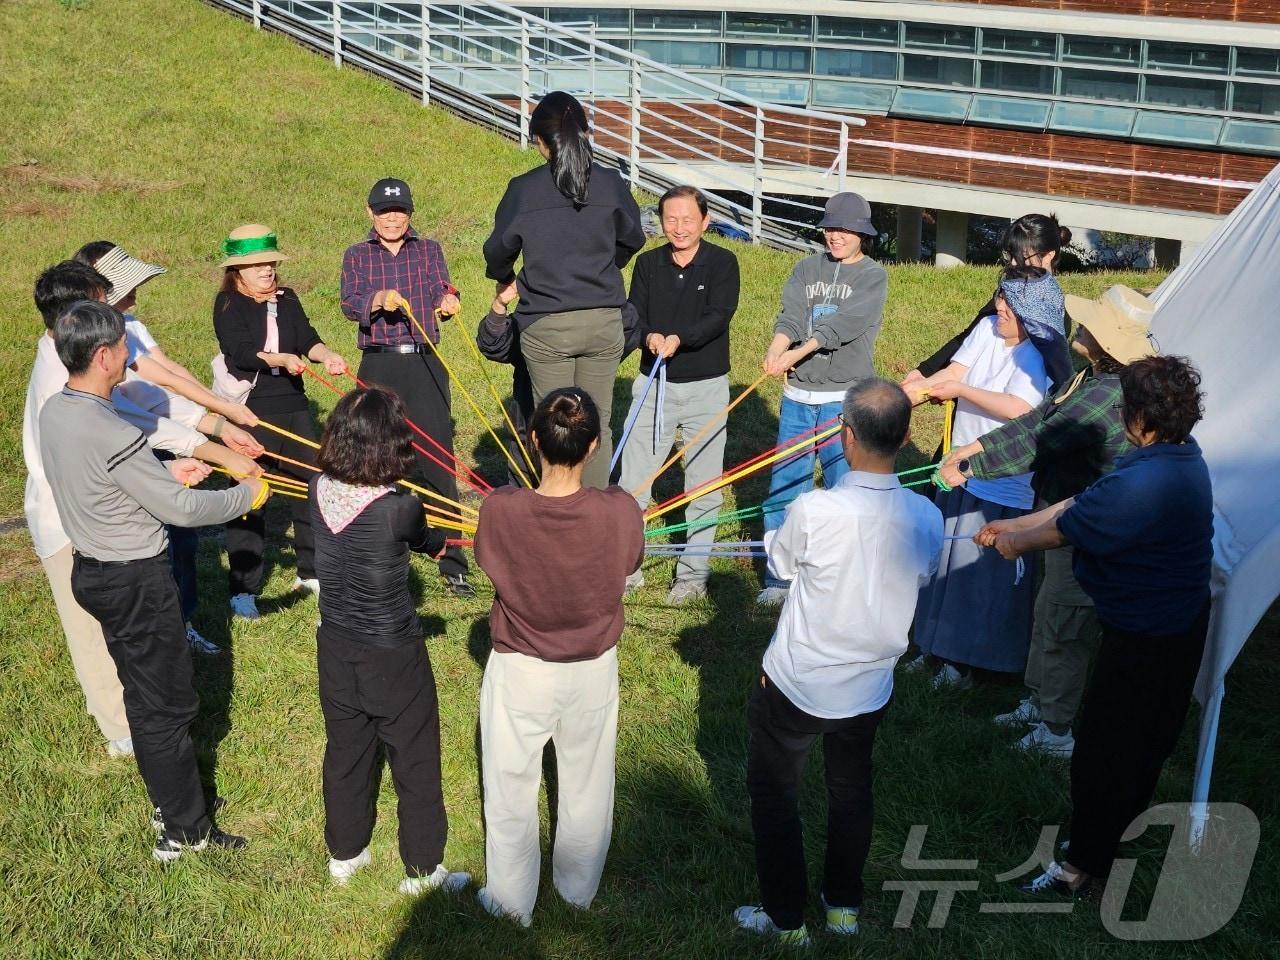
0, 2, 1275, 958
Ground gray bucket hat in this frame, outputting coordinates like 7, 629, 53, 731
818, 192, 875, 234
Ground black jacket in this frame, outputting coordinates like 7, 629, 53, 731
213, 287, 323, 413
483, 163, 645, 329
630, 241, 740, 383
311, 481, 446, 648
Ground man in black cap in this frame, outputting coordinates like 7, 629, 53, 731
340, 178, 473, 597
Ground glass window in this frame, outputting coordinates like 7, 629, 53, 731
544, 9, 630, 30
1049, 101, 1136, 136
891, 87, 973, 120
1060, 68, 1139, 103
642, 72, 720, 99
814, 48, 897, 80
1233, 82, 1280, 117
633, 11, 721, 34
1144, 76, 1227, 111
815, 17, 898, 45
1062, 35, 1139, 65
904, 24, 975, 52
632, 39, 721, 69
1220, 119, 1280, 152
980, 61, 1053, 95
903, 54, 974, 87
1236, 48, 1280, 77
1132, 111, 1223, 145
980, 29, 1055, 59
812, 80, 896, 111
1145, 41, 1229, 74
968, 95, 1051, 128
725, 14, 811, 40
725, 44, 810, 73
722, 75, 810, 104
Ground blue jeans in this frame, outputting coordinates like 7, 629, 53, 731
763, 396, 849, 588
167, 525, 199, 622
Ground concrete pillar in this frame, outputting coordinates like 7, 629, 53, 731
1153, 238, 1180, 270
897, 205, 922, 262
1179, 239, 1203, 267
935, 210, 969, 269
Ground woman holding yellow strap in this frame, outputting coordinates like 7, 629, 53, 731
213, 224, 349, 621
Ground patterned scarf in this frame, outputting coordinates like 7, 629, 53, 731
999, 271, 1073, 389
317, 475, 394, 534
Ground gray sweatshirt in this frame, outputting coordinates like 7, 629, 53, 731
39, 388, 255, 562
774, 253, 888, 393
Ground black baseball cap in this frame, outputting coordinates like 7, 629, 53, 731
368, 178, 414, 213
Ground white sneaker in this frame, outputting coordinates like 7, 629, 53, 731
293, 576, 320, 597
328, 847, 371, 885
755, 586, 789, 608
994, 697, 1040, 727
398, 865, 470, 897
1015, 722, 1075, 758
106, 737, 133, 758
733, 905, 811, 946
229, 593, 260, 620
666, 581, 707, 606
186, 622, 223, 656
624, 570, 645, 594
901, 654, 929, 674
929, 664, 973, 691
477, 886, 532, 927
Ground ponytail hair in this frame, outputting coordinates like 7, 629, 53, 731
530, 387, 600, 467
1001, 213, 1066, 269
530, 91, 592, 207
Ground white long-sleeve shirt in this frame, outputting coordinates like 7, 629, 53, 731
762, 470, 944, 720
22, 333, 206, 559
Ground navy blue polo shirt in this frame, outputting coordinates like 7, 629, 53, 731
1057, 438, 1212, 635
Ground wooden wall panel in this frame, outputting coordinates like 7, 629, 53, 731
512, 98, 1269, 216
930, 0, 1280, 23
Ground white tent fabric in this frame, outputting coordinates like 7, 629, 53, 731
1147, 160, 1280, 844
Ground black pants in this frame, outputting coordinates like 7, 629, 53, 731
71, 552, 210, 842
318, 629, 447, 875
1068, 604, 1209, 878
357, 350, 467, 578
747, 673, 885, 931
226, 405, 318, 595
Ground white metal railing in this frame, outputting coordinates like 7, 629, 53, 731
206, 0, 864, 249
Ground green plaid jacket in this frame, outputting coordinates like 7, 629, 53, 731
969, 367, 1132, 504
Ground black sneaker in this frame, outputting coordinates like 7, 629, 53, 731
153, 827, 248, 864
152, 796, 226, 833
1019, 862, 1094, 900
443, 573, 476, 599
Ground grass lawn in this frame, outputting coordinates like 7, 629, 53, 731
1, 1, 1276, 957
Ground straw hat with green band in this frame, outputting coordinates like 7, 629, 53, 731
1065, 285, 1158, 365
219, 224, 290, 268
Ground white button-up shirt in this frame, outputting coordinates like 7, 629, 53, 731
762, 470, 944, 720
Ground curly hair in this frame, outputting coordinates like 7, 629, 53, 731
1119, 355, 1203, 445
318, 386, 416, 486
530, 387, 600, 467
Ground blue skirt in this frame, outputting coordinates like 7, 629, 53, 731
913, 486, 1035, 673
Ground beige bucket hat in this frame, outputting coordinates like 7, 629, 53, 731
1065, 285, 1158, 365
220, 224, 290, 268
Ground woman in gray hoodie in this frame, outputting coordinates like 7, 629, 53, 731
757, 194, 888, 606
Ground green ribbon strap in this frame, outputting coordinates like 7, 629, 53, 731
222, 233, 279, 257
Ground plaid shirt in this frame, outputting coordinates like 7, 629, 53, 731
969, 366, 1132, 504
340, 229, 455, 348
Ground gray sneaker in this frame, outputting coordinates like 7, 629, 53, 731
994, 697, 1040, 727
186, 622, 222, 656
624, 570, 645, 594
665, 581, 707, 606
755, 586, 789, 607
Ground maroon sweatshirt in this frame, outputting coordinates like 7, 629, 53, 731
475, 485, 645, 662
